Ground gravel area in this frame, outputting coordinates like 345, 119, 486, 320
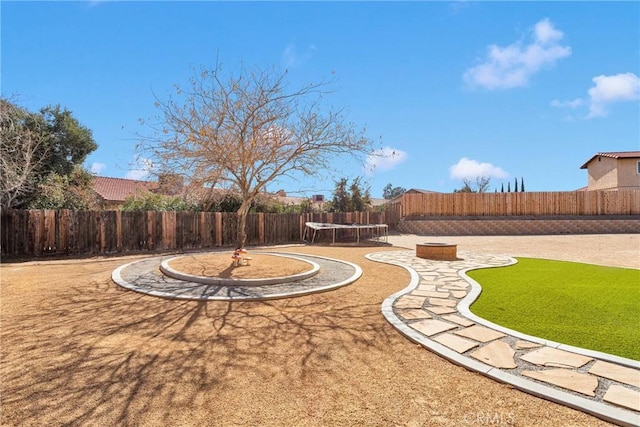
386, 233, 639, 269
1, 234, 637, 426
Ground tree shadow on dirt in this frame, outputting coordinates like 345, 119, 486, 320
1, 268, 405, 425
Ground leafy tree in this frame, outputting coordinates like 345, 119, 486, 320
40, 105, 97, 176
248, 193, 284, 213
0, 99, 97, 208
295, 198, 314, 214
138, 63, 375, 248
210, 192, 243, 213
196, 190, 307, 213
350, 177, 366, 212
122, 192, 196, 211
329, 177, 371, 212
1, 100, 49, 208
30, 167, 98, 210
330, 178, 351, 213
382, 183, 406, 199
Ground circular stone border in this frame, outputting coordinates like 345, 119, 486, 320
160, 252, 320, 286
112, 251, 362, 301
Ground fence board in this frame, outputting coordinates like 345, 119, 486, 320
2, 209, 388, 257
4, 192, 636, 259
400, 190, 640, 217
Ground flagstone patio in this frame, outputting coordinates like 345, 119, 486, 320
367, 250, 640, 427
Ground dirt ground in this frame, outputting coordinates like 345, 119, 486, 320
167, 253, 312, 279
1, 233, 638, 426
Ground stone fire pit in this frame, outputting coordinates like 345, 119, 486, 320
416, 242, 458, 261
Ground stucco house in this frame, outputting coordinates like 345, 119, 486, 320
580, 151, 640, 191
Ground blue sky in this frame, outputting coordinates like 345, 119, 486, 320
2, 1, 639, 198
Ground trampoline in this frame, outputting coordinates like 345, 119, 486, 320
303, 222, 388, 245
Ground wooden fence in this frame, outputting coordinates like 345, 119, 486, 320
0, 209, 389, 258
3, 190, 638, 258
390, 190, 640, 217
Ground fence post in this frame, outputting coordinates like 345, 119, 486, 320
215, 212, 223, 246
258, 212, 265, 244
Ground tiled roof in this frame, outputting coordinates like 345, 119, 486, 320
93, 176, 392, 207
580, 151, 640, 169
93, 177, 154, 202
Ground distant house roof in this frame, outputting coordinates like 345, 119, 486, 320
92, 176, 391, 208
386, 188, 439, 202
93, 177, 154, 202
370, 197, 387, 207
580, 151, 640, 169
275, 195, 306, 205
404, 188, 440, 194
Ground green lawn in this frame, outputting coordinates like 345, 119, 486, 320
467, 258, 640, 361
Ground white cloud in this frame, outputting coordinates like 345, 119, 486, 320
550, 98, 584, 109
90, 162, 106, 175
463, 18, 571, 90
534, 18, 564, 44
365, 147, 408, 174
282, 44, 317, 68
449, 157, 508, 181
586, 73, 640, 118
125, 157, 153, 180
551, 73, 640, 119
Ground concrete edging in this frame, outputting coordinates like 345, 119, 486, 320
368, 252, 640, 427
159, 252, 320, 287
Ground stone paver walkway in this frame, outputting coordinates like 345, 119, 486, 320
367, 250, 640, 427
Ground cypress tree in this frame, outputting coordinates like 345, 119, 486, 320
507, 182, 511, 192
331, 178, 351, 212
501, 183, 504, 192
514, 177, 518, 192
521, 177, 525, 192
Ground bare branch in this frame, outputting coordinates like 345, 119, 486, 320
137, 63, 374, 247
0, 100, 50, 208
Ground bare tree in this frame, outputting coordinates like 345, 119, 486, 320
138, 64, 375, 248
456, 176, 491, 193
475, 176, 491, 193
0, 100, 49, 208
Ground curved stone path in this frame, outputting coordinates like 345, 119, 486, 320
113, 252, 361, 301
367, 250, 640, 427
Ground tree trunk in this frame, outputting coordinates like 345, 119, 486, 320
235, 199, 252, 249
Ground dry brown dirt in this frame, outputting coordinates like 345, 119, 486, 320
1, 234, 638, 426
167, 253, 312, 279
